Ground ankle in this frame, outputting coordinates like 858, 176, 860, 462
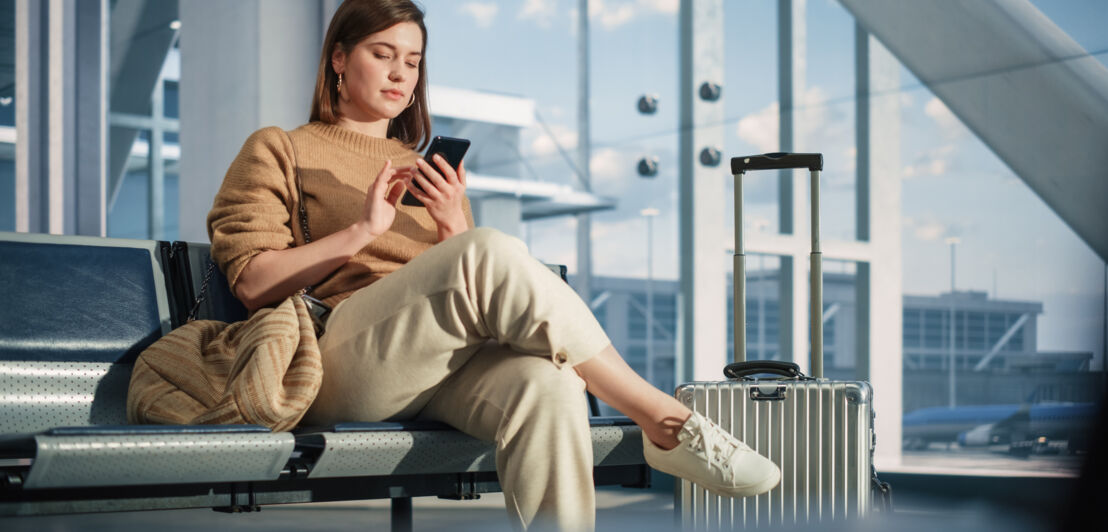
645, 411, 692, 451
646, 429, 679, 451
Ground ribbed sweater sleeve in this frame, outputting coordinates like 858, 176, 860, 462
207, 126, 296, 291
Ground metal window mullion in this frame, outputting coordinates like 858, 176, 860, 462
14, 0, 47, 233
48, 0, 81, 235
149, 75, 165, 240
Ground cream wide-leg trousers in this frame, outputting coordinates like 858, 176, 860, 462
302, 227, 612, 531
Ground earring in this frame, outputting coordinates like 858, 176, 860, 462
405, 93, 416, 109
336, 73, 343, 92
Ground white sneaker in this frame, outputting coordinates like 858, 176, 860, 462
643, 411, 781, 498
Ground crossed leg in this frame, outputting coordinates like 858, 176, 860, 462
419, 342, 595, 531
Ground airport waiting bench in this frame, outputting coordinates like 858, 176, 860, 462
0, 231, 649, 531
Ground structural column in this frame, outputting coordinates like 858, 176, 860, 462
678, 0, 726, 382
14, 0, 46, 233
74, 0, 109, 236
856, 26, 903, 465
178, 0, 324, 242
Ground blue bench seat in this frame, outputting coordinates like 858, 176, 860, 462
0, 232, 648, 527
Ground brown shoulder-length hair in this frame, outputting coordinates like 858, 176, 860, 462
310, 0, 431, 151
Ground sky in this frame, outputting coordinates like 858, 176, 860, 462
422, 0, 1108, 366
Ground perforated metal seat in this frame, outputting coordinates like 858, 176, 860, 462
0, 232, 294, 490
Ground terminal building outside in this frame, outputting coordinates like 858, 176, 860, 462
579, 270, 1103, 443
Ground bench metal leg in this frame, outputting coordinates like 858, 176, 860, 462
391, 496, 412, 532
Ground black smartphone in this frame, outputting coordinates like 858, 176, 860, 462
401, 135, 471, 206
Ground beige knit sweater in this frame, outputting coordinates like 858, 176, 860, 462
207, 122, 474, 308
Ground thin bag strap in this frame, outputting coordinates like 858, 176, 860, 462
285, 130, 312, 246
186, 258, 217, 322
284, 130, 316, 295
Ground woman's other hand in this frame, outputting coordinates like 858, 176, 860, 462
411, 155, 469, 241
355, 160, 410, 239
235, 161, 407, 312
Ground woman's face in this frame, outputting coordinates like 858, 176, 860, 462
332, 21, 423, 123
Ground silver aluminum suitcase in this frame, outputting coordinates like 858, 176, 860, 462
674, 153, 888, 529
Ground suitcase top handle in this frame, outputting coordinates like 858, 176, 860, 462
731, 152, 823, 174
724, 360, 814, 381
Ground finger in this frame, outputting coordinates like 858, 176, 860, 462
388, 168, 411, 184
457, 159, 467, 187
377, 159, 394, 178
433, 154, 459, 184
404, 179, 433, 203
385, 180, 406, 204
371, 160, 395, 196
415, 158, 449, 189
411, 171, 442, 201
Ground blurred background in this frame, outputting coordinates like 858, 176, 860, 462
1, 0, 1106, 526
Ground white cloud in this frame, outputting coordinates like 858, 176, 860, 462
637, 0, 679, 14
841, 146, 858, 174
592, 213, 678, 279
904, 216, 966, 242
593, 215, 646, 240
736, 86, 841, 155
796, 86, 854, 154
737, 102, 780, 153
590, 0, 636, 29
903, 143, 956, 179
567, 0, 674, 33
735, 86, 864, 189
528, 123, 578, 157
590, 148, 626, 182
459, 2, 498, 28
924, 97, 966, 138
913, 221, 946, 241
519, 0, 559, 27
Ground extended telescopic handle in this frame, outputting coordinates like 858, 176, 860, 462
731, 152, 823, 174
731, 151, 824, 379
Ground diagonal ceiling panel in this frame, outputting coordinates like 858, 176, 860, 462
839, 0, 1108, 261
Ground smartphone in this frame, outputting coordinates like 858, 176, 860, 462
401, 136, 471, 206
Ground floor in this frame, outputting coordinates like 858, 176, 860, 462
0, 484, 1060, 532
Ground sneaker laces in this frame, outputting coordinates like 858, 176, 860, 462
682, 417, 749, 482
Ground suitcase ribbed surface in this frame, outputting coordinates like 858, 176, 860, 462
675, 380, 873, 529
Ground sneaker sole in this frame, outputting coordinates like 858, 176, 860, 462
701, 467, 781, 499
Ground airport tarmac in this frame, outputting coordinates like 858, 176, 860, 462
899, 445, 1085, 475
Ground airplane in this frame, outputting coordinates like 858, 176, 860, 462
902, 400, 1100, 455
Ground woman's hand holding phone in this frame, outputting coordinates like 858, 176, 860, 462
411, 155, 469, 241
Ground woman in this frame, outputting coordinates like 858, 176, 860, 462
206, 1, 779, 529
